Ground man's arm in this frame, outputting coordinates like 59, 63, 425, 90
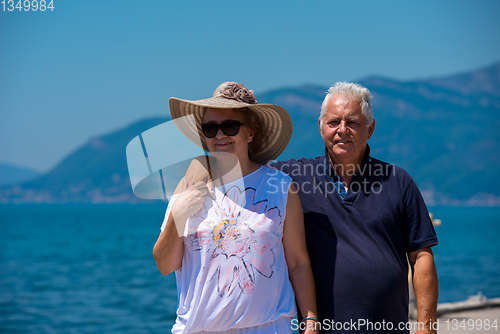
408, 247, 438, 334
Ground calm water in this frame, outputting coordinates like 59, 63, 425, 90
1, 204, 499, 333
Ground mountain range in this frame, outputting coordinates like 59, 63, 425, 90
0, 163, 40, 187
2, 62, 499, 205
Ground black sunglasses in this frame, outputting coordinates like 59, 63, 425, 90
201, 120, 244, 138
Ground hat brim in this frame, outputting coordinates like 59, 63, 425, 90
169, 96, 293, 165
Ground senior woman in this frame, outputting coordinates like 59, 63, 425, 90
153, 82, 318, 334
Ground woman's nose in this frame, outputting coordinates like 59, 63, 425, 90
215, 127, 226, 138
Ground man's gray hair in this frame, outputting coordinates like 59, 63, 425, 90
319, 82, 373, 126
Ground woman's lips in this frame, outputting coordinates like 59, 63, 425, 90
214, 142, 232, 147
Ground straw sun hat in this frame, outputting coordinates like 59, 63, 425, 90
169, 82, 293, 164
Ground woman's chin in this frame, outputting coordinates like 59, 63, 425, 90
211, 142, 235, 153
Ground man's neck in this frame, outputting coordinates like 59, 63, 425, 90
328, 152, 367, 186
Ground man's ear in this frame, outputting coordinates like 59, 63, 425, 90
318, 118, 324, 137
367, 119, 375, 140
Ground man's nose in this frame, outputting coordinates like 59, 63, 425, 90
337, 120, 348, 133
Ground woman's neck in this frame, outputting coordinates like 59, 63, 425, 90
210, 153, 261, 186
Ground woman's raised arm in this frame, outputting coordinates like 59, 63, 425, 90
153, 179, 207, 275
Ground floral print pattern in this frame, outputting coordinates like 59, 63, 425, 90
186, 186, 282, 297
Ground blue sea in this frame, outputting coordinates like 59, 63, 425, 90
1, 204, 499, 333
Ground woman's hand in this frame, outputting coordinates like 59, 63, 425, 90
153, 179, 208, 276
183, 156, 212, 188
170, 180, 208, 235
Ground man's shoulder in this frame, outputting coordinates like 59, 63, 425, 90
267, 155, 325, 172
261, 165, 291, 180
368, 156, 415, 188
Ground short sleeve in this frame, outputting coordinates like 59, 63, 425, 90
160, 195, 179, 232
401, 180, 438, 253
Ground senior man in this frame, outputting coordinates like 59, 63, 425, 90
269, 82, 438, 334
184, 82, 438, 334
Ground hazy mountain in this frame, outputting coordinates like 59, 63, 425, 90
0, 163, 40, 186
1, 62, 499, 205
357, 72, 500, 205
257, 62, 500, 205
0, 118, 170, 203
419, 62, 500, 96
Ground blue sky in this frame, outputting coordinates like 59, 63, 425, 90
1, 0, 499, 171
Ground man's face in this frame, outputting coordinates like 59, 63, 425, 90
319, 94, 375, 165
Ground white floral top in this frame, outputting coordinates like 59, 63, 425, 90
161, 166, 296, 333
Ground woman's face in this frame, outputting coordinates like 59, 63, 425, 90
203, 108, 254, 160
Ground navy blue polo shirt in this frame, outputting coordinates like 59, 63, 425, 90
269, 146, 438, 333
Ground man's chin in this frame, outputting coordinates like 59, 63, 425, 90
330, 147, 353, 157
328, 148, 359, 162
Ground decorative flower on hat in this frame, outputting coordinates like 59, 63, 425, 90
214, 82, 258, 104
186, 186, 281, 297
